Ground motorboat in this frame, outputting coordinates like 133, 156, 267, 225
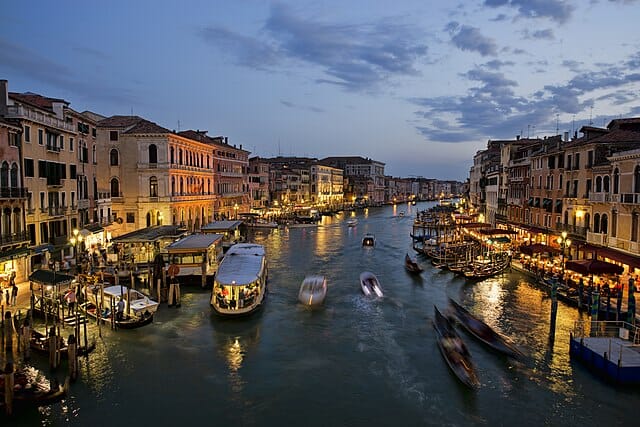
448, 298, 522, 359
83, 283, 159, 328
30, 329, 96, 358
211, 243, 268, 316
298, 275, 327, 307
347, 218, 358, 227
432, 305, 480, 389
405, 253, 423, 274
360, 271, 383, 297
362, 233, 376, 247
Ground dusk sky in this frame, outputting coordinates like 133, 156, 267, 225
2, 1, 640, 181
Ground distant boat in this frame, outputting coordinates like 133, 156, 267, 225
347, 218, 358, 227
298, 275, 327, 307
404, 253, 423, 274
362, 233, 376, 247
360, 271, 383, 297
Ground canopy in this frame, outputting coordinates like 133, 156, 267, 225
564, 259, 624, 275
519, 244, 560, 256
29, 269, 75, 286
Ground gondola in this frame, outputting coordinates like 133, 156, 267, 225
30, 329, 96, 358
404, 253, 423, 274
448, 298, 522, 359
0, 365, 69, 409
432, 305, 480, 389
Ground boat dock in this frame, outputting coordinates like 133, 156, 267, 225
570, 320, 640, 385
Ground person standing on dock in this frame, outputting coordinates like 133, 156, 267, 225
10, 282, 17, 306
65, 288, 77, 316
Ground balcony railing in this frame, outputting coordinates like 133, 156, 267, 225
0, 187, 29, 199
47, 206, 66, 217
589, 193, 611, 203
611, 193, 640, 204
5, 105, 74, 132
0, 231, 30, 246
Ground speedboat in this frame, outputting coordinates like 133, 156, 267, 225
362, 233, 375, 247
298, 275, 327, 307
347, 218, 358, 227
360, 271, 383, 297
83, 283, 159, 328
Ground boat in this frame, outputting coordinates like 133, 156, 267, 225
247, 220, 279, 229
83, 284, 158, 328
0, 365, 69, 409
448, 298, 522, 359
210, 243, 268, 316
30, 329, 96, 358
432, 305, 480, 389
461, 254, 511, 280
297, 275, 327, 307
362, 233, 376, 247
404, 253, 423, 274
360, 271, 383, 297
347, 218, 358, 227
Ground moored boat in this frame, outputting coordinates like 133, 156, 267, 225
30, 329, 96, 358
448, 298, 522, 359
360, 271, 383, 297
432, 305, 480, 389
83, 283, 158, 328
298, 275, 327, 307
405, 253, 423, 274
210, 243, 268, 316
0, 364, 69, 409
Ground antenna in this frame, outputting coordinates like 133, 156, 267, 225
556, 113, 559, 135
589, 106, 593, 125
177, 120, 181, 132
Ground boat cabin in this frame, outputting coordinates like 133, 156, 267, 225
165, 233, 224, 287
362, 233, 376, 247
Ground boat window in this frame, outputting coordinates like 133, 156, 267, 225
172, 253, 204, 265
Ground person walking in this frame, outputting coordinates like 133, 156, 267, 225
65, 288, 77, 316
11, 283, 18, 306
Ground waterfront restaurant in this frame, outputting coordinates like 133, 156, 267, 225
165, 233, 224, 287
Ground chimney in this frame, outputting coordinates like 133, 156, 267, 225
516, 135, 520, 140
0, 80, 8, 116
563, 131, 569, 142
225, 137, 228, 144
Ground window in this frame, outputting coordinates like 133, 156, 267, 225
0, 162, 7, 188
92, 128, 96, 137
566, 154, 572, 170
59, 135, 64, 150
595, 176, 602, 192
149, 144, 158, 164
575, 153, 580, 170
70, 164, 76, 179
110, 178, 120, 197
24, 125, 31, 142
126, 213, 135, 223
24, 158, 34, 177
150, 176, 158, 197
10, 164, 18, 188
632, 213, 639, 242
613, 168, 620, 194
110, 149, 119, 166
170, 147, 175, 164
604, 176, 610, 193
634, 166, 640, 193
70, 137, 74, 152
40, 192, 45, 209
110, 131, 118, 141
587, 150, 593, 168
92, 145, 96, 164
38, 129, 43, 145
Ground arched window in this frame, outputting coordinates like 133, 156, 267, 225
110, 178, 120, 197
179, 177, 184, 195
149, 144, 158, 164
585, 213, 591, 232
10, 163, 18, 188
171, 177, 176, 195
632, 212, 639, 242
594, 213, 600, 233
110, 149, 119, 166
603, 176, 610, 193
0, 161, 8, 188
207, 155, 210, 168
610, 211, 616, 238
595, 176, 602, 192
613, 168, 620, 194
179, 149, 183, 165
150, 176, 158, 197
170, 147, 175, 164
635, 166, 640, 193
601, 214, 608, 234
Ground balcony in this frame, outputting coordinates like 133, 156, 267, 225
554, 223, 588, 238
589, 193, 610, 203
46, 144, 61, 153
587, 231, 607, 246
5, 105, 74, 132
0, 187, 29, 199
611, 193, 640, 204
48, 206, 66, 217
0, 231, 30, 246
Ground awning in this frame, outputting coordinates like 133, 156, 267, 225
461, 222, 492, 229
585, 245, 640, 270
32, 243, 54, 254
565, 259, 624, 276
28, 269, 75, 286
520, 243, 560, 256
0, 246, 30, 262
478, 228, 518, 235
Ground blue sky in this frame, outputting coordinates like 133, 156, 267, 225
2, 0, 639, 181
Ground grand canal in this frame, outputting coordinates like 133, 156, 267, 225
4, 201, 639, 426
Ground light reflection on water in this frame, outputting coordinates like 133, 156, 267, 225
4, 201, 640, 426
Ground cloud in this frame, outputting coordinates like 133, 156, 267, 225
199, 4, 428, 92
280, 99, 325, 113
447, 23, 498, 56
483, 0, 574, 23
484, 60, 515, 70
523, 28, 555, 40
0, 38, 136, 106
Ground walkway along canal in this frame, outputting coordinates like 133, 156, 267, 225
1, 201, 639, 425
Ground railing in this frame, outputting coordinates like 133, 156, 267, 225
5, 105, 74, 131
0, 231, 30, 245
587, 231, 607, 246
611, 193, 640, 204
48, 206, 66, 217
572, 320, 640, 345
589, 193, 610, 203
0, 187, 29, 199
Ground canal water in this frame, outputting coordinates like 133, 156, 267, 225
3, 201, 639, 426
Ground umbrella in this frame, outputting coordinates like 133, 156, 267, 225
564, 259, 624, 276
628, 277, 636, 325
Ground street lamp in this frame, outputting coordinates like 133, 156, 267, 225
557, 231, 572, 283
70, 228, 84, 275
233, 203, 239, 220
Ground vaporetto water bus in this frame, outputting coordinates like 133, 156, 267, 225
210, 243, 268, 316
